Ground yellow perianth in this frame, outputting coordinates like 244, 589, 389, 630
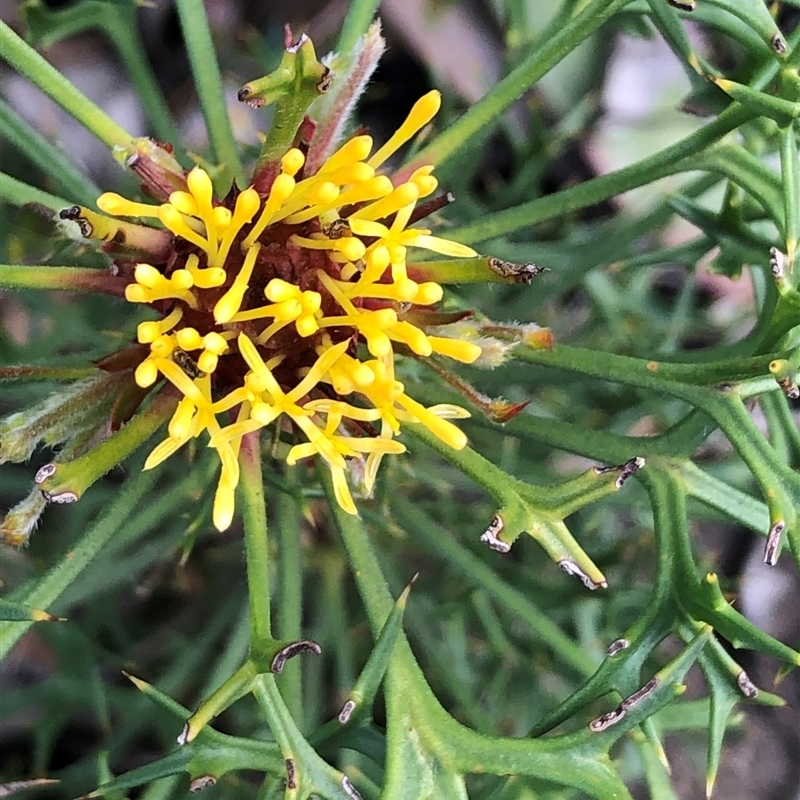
107, 99, 482, 529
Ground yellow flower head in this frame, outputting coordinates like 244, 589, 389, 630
97, 90, 482, 530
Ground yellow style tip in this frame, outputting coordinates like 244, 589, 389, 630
186, 166, 214, 206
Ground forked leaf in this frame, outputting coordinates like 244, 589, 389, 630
85, 673, 285, 797
693, 146, 786, 231
251, 675, 369, 800
638, 737, 679, 800
709, 78, 799, 127
638, 717, 670, 774
686, 573, 800, 666
528, 607, 673, 736
580, 626, 713, 755
665, 194, 774, 267
335, 576, 415, 727
688, 632, 787, 798
22, 0, 133, 48
703, 0, 788, 54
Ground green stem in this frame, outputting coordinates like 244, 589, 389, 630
779, 123, 800, 267
759, 389, 793, 464
451, 108, 749, 243
182, 660, 258, 743
766, 389, 800, 459
699, 393, 800, 536
0, 463, 158, 659
174, 0, 244, 188
448, 22, 800, 244
318, 468, 393, 632
405, 424, 520, 507
276, 481, 303, 722
389, 500, 592, 676
323, 469, 644, 798
410, 0, 633, 171
0, 98, 100, 207
0, 265, 128, 296
0, 20, 134, 153
35, 391, 177, 501
0, 172, 70, 211
515, 343, 779, 393
678, 461, 770, 536
240, 431, 272, 656
642, 470, 695, 589
0, 365, 98, 382
336, 0, 381, 54
104, 9, 183, 148
20, 0, 182, 149
251, 674, 356, 798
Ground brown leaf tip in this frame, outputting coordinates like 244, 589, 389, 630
764, 521, 785, 566
769, 247, 785, 278
34, 463, 57, 484
338, 699, 357, 724
559, 560, 606, 590
189, 776, 216, 793
606, 638, 630, 657
341, 777, 363, 800
271, 639, 322, 673
480, 515, 511, 553
737, 670, 759, 699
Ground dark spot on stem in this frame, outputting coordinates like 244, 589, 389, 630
59, 206, 93, 238
317, 67, 333, 93
621, 677, 659, 710
589, 707, 626, 732
323, 219, 352, 239
285, 758, 296, 790
172, 348, 201, 379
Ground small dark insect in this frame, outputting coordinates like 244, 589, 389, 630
322, 218, 352, 239
488, 257, 545, 284
171, 348, 201, 379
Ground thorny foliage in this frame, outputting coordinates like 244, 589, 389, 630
0, 1, 799, 799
